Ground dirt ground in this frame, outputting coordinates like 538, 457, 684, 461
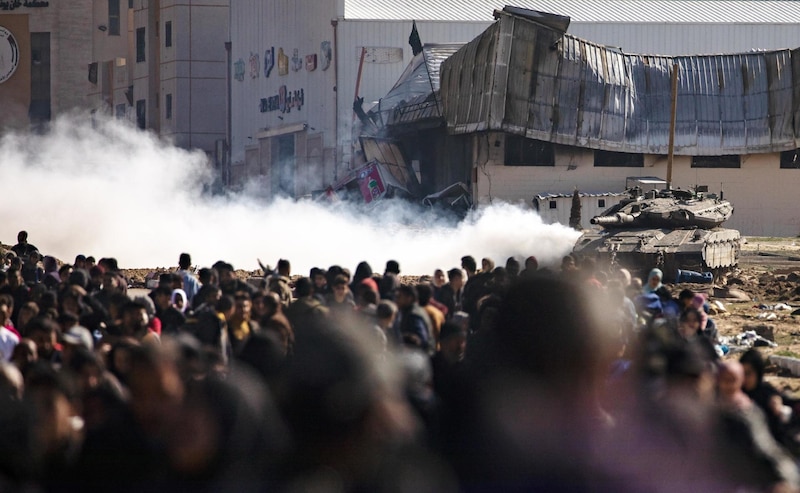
708, 237, 800, 395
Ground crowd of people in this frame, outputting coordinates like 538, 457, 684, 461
2, 230, 800, 492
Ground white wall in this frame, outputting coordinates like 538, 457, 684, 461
474, 135, 800, 236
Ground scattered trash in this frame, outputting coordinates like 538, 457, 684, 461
729, 330, 778, 348
757, 312, 778, 320
712, 300, 727, 313
757, 303, 793, 311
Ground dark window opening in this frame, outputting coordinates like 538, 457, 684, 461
691, 155, 740, 168
165, 94, 172, 119
780, 149, 800, 169
136, 28, 146, 62
136, 99, 146, 129
108, 0, 121, 36
549, 201, 557, 209
29, 32, 51, 124
594, 150, 644, 167
165, 21, 172, 48
504, 135, 555, 166
598, 199, 606, 208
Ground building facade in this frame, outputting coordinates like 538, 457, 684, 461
130, 0, 229, 156
229, 0, 800, 213
229, 0, 488, 196
0, 0, 128, 129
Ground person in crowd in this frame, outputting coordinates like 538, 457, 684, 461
519, 255, 539, 278
11, 231, 38, 259
21, 250, 43, 286
395, 284, 434, 355
431, 322, 467, 399
177, 253, 200, 304
326, 275, 356, 319
170, 288, 189, 314
417, 283, 445, 348
481, 257, 495, 274
285, 277, 327, 336
716, 360, 800, 491
432, 268, 446, 299
379, 260, 401, 301
436, 267, 464, 318
740, 349, 799, 452
152, 286, 186, 336
216, 262, 256, 297
26, 317, 61, 365
191, 267, 218, 311
505, 257, 521, 278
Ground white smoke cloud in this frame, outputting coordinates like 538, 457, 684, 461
0, 115, 581, 275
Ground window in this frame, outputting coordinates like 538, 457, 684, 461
780, 149, 800, 169
598, 199, 606, 208
136, 99, 146, 129
594, 150, 644, 167
115, 104, 126, 119
549, 201, 557, 209
691, 155, 740, 168
504, 135, 555, 166
108, 0, 120, 36
165, 21, 172, 48
165, 94, 172, 119
136, 28, 146, 62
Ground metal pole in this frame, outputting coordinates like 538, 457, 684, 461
667, 63, 679, 191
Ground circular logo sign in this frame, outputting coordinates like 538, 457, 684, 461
0, 26, 20, 84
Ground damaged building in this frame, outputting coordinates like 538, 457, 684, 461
363, 5, 800, 236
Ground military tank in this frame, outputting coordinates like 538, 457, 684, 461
573, 184, 741, 282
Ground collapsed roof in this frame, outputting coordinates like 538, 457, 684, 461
440, 6, 800, 156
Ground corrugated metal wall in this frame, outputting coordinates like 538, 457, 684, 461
442, 12, 800, 156
230, 0, 338, 165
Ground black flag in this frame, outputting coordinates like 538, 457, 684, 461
409, 20, 423, 56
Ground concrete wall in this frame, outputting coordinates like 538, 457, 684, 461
473, 134, 800, 236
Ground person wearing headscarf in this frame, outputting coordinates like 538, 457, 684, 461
171, 289, 189, 314
643, 268, 664, 294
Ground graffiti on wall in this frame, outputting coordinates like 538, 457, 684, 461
233, 58, 245, 81
249, 52, 260, 79
277, 48, 288, 76
305, 54, 317, 72
321, 41, 332, 70
291, 49, 302, 72
264, 47, 275, 78
259, 85, 304, 114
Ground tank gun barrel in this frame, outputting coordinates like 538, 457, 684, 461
591, 213, 636, 225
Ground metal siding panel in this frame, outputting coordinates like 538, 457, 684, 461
505, 19, 536, 133
678, 57, 698, 151
553, 37, 581, 140
529, 29, 562, 136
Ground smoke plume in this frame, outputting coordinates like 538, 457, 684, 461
0, 115, 581, 275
